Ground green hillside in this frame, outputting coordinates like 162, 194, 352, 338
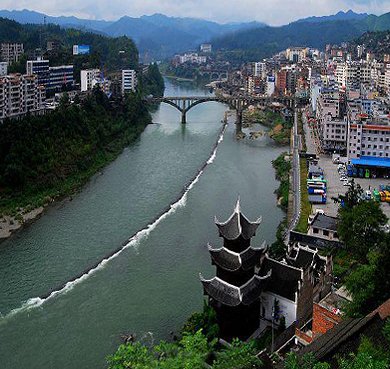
212, 12, 390, 61
0, 17, 139, 75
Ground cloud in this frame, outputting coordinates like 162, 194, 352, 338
1, 0, 390, 25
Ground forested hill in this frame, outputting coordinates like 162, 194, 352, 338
348, 30, 390, 58
211, 12, 390, 61
0, 18, 165, 216
0, 90, 151, 215
0, 17, 139, 73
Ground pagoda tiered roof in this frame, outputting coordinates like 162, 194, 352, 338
208, 242, 266, 272
200, 272, 272, 307
215, 199, 262, 241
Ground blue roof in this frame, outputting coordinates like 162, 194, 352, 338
351, 156, 390, 168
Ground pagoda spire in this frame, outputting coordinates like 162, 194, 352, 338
214, 199, 262, 241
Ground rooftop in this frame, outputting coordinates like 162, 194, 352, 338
351, 156, 390, 168
215, 199, 262, 241
289, 231, 344, 250
200, 272, 271, 307
208, 243, 266, 272
310, 213, 339, 232
259, 256, 302, 301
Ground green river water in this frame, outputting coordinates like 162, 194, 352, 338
0, 79, 286, 368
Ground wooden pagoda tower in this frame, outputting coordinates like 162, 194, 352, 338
200, 199, 271, 341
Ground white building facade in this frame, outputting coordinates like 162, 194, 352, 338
121, 69, 137, 94
0, 73, 45, 121
80, 69, 101, 92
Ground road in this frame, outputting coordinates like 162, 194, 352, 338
286, 105, 301, 239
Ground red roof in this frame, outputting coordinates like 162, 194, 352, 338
369, 297, 390, 320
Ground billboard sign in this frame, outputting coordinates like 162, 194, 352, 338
73, 45, 90, 55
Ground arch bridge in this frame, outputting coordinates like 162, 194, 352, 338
147, 96, 308, 123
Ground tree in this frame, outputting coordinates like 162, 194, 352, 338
338, 200, 387, 259
213, 339, 263, 369
107, 330, 212, 369
344, 234, 390, 317
334, 181, 387, 260
333, 180, 363, 211
181, 301, 219, 341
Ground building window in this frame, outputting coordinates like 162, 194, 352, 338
323, 230, 329, 236
313, 228, 319, 234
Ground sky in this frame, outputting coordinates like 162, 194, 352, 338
1, 0, 390, 25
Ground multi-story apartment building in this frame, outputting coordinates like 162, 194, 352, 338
121, 69, 137, 94
47, 65, 74, 93
1, 43, 24, 64
80, 69, 101, 92
322, 115, 348, 152
347, 115, 390, 160
286, 47, 307, 63
26, 59, 50, 87
0, 62, 8, 76
254, 62, 266, 77
315, 90, 347, 151
0, 73, 45, 121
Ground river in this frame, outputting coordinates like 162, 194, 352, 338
0, 79, 286, 369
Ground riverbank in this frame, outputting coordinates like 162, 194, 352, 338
269, 152, 291, 259
0, 91, 151, 240
243, 108, 292, 145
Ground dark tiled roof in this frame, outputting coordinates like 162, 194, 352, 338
215, 199, 262, 241
208, 243, 266, 272
286, 247, 315, 269
289, 231, 344, 250
311, 214, 339, 231
200, 273, 271, 307
286, 246, 326, 272
259, 257, 302, 301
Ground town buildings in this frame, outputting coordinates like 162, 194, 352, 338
1, 43, 24, 65
48, 65, 74, 93
0, 73, 45, 121
26, 58, 50, 87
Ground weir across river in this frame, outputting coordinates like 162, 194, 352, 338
147, 95, 309, 123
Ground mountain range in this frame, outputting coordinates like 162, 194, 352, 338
0, 9, 387, 62
212, 11, 390, 61
0, 9, 266, 60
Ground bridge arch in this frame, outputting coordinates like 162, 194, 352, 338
148, 96, 302, 124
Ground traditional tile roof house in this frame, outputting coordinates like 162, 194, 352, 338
201, 202, 333, 341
